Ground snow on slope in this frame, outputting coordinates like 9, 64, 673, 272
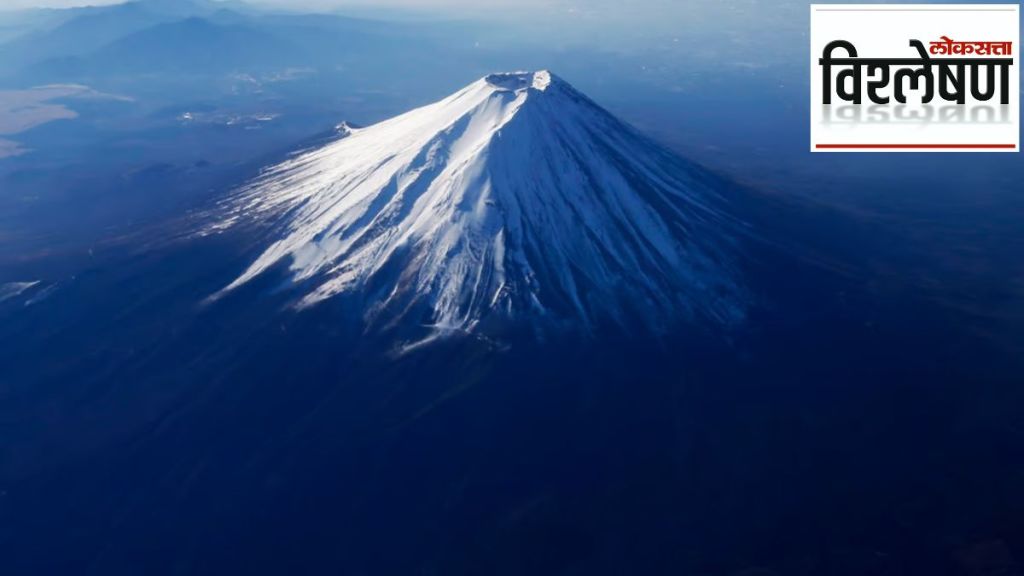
214, 71, 746, 334
0, 281, 40, 304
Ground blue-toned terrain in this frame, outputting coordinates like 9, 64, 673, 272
0, 1, 1022, 574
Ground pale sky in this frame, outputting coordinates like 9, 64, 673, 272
0, 0, 811, 56
2, 0, 122, 7
3, 0, 564, 9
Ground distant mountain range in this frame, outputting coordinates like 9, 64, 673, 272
29, 16, 304, 78
0, 0, 458, 85
1, 1, 217, 69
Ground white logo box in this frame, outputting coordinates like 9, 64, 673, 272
810, 4, 1019, 152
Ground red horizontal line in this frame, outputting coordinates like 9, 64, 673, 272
815, 143, 1015, 150
816, 143, 1017, 149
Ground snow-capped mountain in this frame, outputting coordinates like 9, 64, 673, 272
214, 71, 746, 335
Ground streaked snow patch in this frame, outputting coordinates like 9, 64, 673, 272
0, 281, 39, 303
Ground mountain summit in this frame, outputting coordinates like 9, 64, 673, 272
215, 71, 746, 336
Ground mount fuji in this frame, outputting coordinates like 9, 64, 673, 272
213, 71, 747, 337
